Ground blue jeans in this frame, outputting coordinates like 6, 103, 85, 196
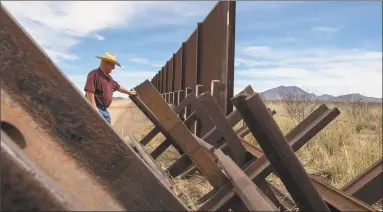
98, 107, 111, 124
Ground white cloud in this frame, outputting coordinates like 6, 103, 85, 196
128, 57, 150, 64
2, 1, 213, 64
44, 49, 79, 63
241, 46, 272, 54
312, 26, 341, 33
235, 46, 382, 97
235, 58, 273, 67
94, 34, 105, 41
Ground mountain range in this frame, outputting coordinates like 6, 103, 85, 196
259, 86, 382, 103
113, 86, 382, 103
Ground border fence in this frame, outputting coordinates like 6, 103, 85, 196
151, 2, 235, 117
1, 2, 381, 212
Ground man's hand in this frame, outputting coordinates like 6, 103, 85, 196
118, 86, 137, 96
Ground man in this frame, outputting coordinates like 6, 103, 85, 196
84, 52, 136, 123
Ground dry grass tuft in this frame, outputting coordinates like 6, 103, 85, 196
112, 99, 382, 210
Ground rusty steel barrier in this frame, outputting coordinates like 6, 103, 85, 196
132, 81, 379, 211
2, 1, 382, 211
1, 6, 187, 211
150, 1, 235, 116
341, 158, 382, 205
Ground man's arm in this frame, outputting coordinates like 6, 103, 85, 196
84, 72, 98, 110
86, 91, 98, 110
118, 86, 137, 96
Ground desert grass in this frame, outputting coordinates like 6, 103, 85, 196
112, 100, 382, 211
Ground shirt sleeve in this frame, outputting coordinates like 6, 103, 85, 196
84, 72, 96, 93
112, 80, 120, 92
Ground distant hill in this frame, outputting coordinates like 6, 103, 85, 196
260, 86, 382, 103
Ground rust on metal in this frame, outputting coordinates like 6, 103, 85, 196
342, 158, 382, 205
211, 80, 223, 102
214, 149, 279, 211
177, 90, 185, 119
1, 7, 187, 211
140, 127, 161, 146
232, 93, 330, 211
174, 47, 183, 91
167, 101, 245, 178
206, 102, 375, 211
199, 92, 247, 165
130, 95, 184, 155
173, 91, 179, 106
168, 87, 257, 178
167, 59, 174, 92
159, 69, 163, 93
162, 66, 166, 93
1, 130, 83, 211
150, 112, 197, 159
184, 31, 198, 95
178, 109, 277, 180
199, 103, 341, 211
151, 139, 172, 159
135, 80, 227, 188
199, 2, 235, 115
155, 73, 159, 91
129, 134, 174, 189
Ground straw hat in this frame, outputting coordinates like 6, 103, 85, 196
95, 52, 121, 67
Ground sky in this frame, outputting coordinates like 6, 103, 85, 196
2, 1, 382, 98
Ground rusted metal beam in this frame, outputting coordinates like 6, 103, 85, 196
159, 69, 163, 93
257, 179, 295, 211
135, 80, 227, 188
207, 96, 375, 212
1, 130, 83, 211
149, 92, 216, 172
177, 90, 185, 119
184, 87, 193, 121
140, 127, 161, 146
174, 47, 183, 91
130, 95, 184, 155
150, 112, 197, 159
167, 87, 257, 178
129, 134, 174, 189
199, 2, 236, 115
211, 80, 224, 102
142, 93, 206, 159
199, 104, 353, 211
193, 135, 279, 211
151, 139, 171, 160
173, 91, 179, 106
177, 90, 185, 108
167, 107, 244, 177
147, 90, 216, 160
162, 66, 166, 93
342, 158, 382, 205
232, 93, 330, 211
139, 92, 195, 147
171, 92, 175, 105
179, 111, 275, 181
203, 109, 243, 145
1, 7, 187, 211
214, 149, 279, 211
195, 84, 207, 136
198, 92, 247, 165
